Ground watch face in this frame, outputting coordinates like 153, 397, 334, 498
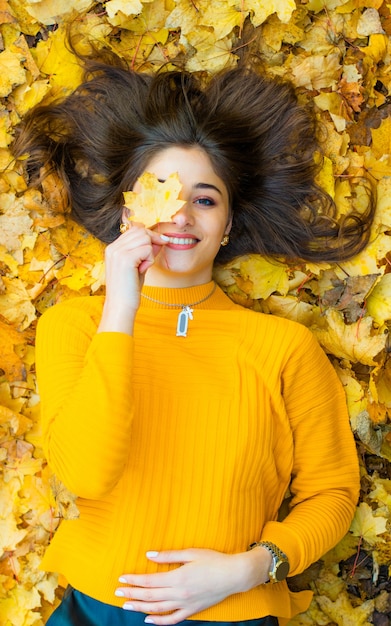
275, 560, 290, 581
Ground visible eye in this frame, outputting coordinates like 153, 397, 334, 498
194, 197, 215, 207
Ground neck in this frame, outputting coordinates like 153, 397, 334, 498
143, 267, 213, 289
141, 281, 215, 308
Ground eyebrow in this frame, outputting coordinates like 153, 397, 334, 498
157, 179, 223, 195
194, 182, 223, 195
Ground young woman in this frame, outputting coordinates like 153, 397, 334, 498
13, 58, 374, 626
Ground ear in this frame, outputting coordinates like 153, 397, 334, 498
224, 215, 233, 236
121, 206, 130, 223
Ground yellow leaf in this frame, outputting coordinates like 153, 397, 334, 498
239, 256, 289, 299
376, 361, 391, 408
307, 0, 350, 12
0, 191, 35, 265
0, 519, 27, 552
124, 171, 185, 226
290, 52, 341, 90
0, 585, 41, 626
366, 274, 391, 326
317, 591, 374, 626
185, 29, 237, 73
0, 48, 26, 97
350, 502, 387, 544
315, 155, 335, 199
357, 7, 384, 36
362, 148, 391, 180
105, 0, 143, 20
312, 309, 386, 365
55, 257, 97, 290
12, 80, 51, 116
35, 24, 85, 97
0, 0, 17, 25
0, 111, 12, 147
0, 277, 36, 331
202, 1, 244, 40
371, 117, 391, 159
120, 0, 168, 33
166, 0, 204, 36
25, 0, 94, 25
369, 479, 391, 513
260, 295, 314, 325
247, 0, 296, 26
334, 364, 367, 421
360, 33, 388, 63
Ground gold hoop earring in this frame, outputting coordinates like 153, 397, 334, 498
220, 234, 229, 247
119, 222, 129, 234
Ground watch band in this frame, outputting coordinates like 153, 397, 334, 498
247, 540, 290, 583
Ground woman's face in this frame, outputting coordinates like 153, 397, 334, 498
136, 146, 231, 287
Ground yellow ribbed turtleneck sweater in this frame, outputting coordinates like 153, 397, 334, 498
36, 282, 359, 624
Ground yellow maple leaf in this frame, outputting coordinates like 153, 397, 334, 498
366, 273, 391, 326
123, 171, 185, 227
105, 0, 143, 20
350, 501, 388, 544
34, 24, 85, 98
12, 80, 51, 116
185, 29, 237, 73
25, 0, 94, 25
0, 585, 41, 626
239, 256, 289, 299
375, 361, 391, 408
0, 518, 27, 553
0, 48, 26, 97
307, 0, 350, 12
290, 53, 341, 90
315, 155, 336, 198
369, 479, 391, 513
360, 33, 388, 63
312, 309, 386, 365
247, 0, 296, 26
0, 277, 36, 331
0, 0, 17, 25
333, 364, 367, 421
165, 0, 203, 36
202, 1, 244, 40
371, 117, 391, 159
260, 295, 314, 326
317, 591, 374, 626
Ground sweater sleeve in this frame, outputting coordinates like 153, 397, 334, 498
260, 325, 360, 577
36, 298, 134, 499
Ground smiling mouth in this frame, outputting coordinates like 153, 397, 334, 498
164, 236, 199, 245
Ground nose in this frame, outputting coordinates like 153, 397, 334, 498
171, 203, 194, 228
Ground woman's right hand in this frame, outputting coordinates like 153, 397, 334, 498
97, 223, 166, 335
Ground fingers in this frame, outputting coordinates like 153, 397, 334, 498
144, 611, 189, 626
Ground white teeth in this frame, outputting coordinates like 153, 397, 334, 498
168, 237, 197, 244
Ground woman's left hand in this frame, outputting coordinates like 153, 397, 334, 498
116, 548, 268, 624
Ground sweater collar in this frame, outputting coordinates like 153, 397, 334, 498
140, 281, 237, 310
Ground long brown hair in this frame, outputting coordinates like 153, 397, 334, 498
12, 55, 375, 264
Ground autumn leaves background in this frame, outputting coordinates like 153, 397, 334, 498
1, 0, 391, 624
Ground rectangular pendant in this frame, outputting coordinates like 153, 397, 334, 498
176, 309, 189, 337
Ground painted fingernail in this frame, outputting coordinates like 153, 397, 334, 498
118, 576, 127, 583
145, 618, 154, 624
124, 603, 135, 611
146, 551, 159, 558
115, 589, 125, 597
160, 234, 170, 241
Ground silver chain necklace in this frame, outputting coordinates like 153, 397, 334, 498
141, 282, 217, 337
